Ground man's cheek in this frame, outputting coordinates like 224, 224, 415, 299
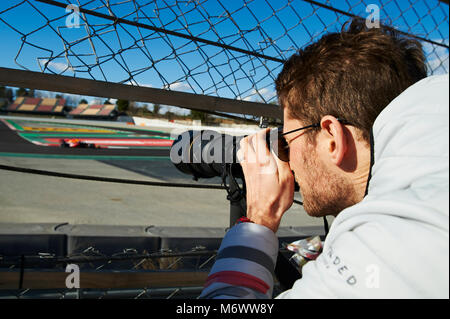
289, 158, 304, 183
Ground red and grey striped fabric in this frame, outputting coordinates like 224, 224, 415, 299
200, 222, 278, 299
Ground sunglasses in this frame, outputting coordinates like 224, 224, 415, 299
268, 118, 351, 162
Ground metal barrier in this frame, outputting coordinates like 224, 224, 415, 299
0, 223, 323, 298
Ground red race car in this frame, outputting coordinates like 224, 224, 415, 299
60, 138, 102, 149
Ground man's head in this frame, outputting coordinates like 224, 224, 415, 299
275, 18, 427, 217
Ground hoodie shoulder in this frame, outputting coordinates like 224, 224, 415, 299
322, 74, 449, 298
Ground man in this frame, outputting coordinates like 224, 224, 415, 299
200, 18, 449, 298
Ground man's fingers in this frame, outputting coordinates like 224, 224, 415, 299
238, 129, 284, 176
238, 134, 256, 164
247, 129, 271, 165
272, 152, 294, 184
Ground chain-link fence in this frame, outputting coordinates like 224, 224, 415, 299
0, 0, 448, 299
0, 246, 217, 299
0, 222, 316, 298
0, 0, 448, 120
0, 243, 295, 298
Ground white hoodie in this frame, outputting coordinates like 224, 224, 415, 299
200, 75, 449, 299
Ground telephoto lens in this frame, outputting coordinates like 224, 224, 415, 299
170, 130, 245, 179
170, 128, 287, 178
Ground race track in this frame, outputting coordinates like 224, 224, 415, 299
0, 118, 171, 158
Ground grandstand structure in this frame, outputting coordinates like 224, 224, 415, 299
5, 97, 67, 115
4, 98, 119, 119
0, 0, 448, 299
68, 103, 118, 119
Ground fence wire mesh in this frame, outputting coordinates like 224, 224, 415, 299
0, 287, 205, 299
0, 0, 448, 120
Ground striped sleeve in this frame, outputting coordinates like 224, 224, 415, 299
199, 222, 279, 299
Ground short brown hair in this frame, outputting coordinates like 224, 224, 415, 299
275, 18, 427, 143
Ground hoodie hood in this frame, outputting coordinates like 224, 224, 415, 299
322, 74, 449, 298
367, 74, 449, 228
332, 74, 449, 231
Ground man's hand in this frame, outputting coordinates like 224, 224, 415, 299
237, 128, 295, 233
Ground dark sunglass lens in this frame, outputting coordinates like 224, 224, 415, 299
265, 128, 289, 162
276, 128, 289, 162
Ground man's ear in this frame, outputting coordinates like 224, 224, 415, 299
320, 115, 347, 166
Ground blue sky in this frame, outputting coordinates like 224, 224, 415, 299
0, 0, 448, 113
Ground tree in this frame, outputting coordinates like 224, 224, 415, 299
190, 109, 209, 122
0, 86, 5, 109
1, 86, 14, 108
166, 111, 175, 121
128, 101, 139, 114
153, 103, 161, 115
5, 88, 13, 102
16, 87, 29, 97
141, 104, 152, 115
104, 99, 113, 105
116, 99, 130, 113
64, 95, 78, 107
79, 99, 88, 105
